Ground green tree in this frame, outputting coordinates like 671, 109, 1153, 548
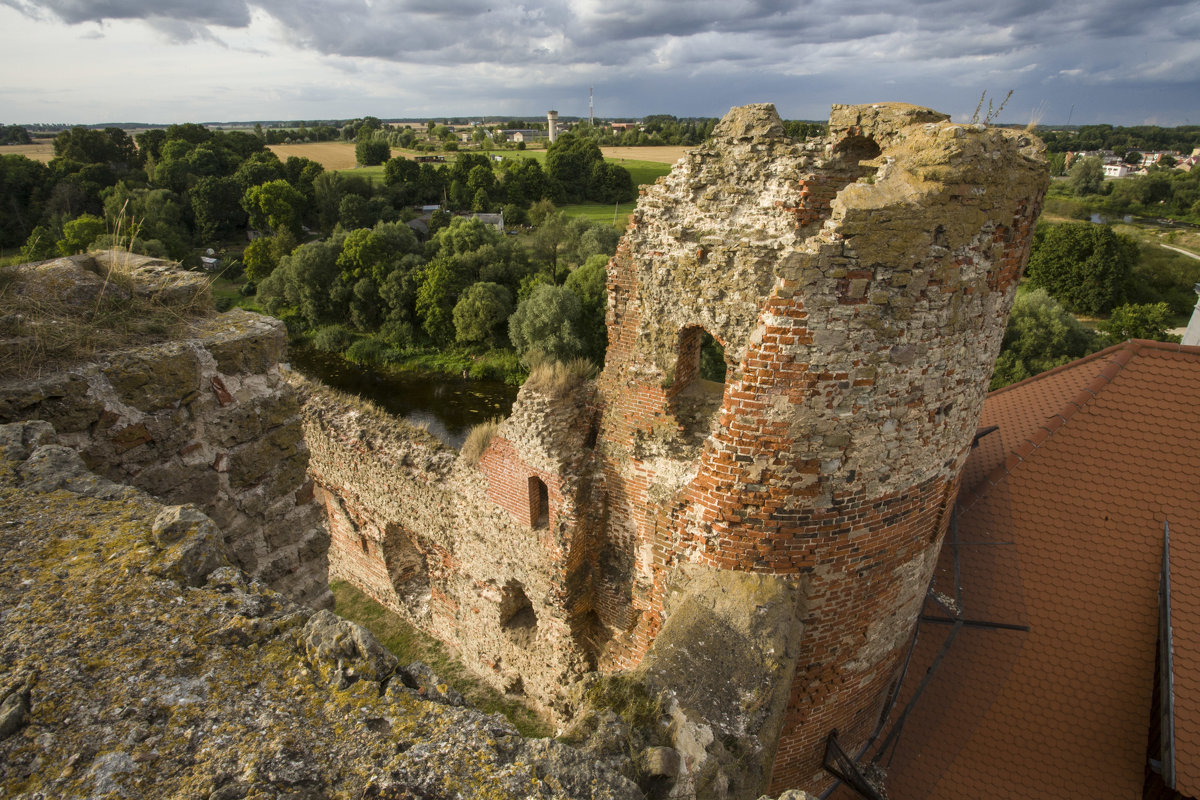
1025, 223, 1137, 315
1097, 302, 1175, 344
355, 138, 390, 167
233, 151, 286, 194
508, 283, 584, 364
242, 179, 306, 236
243, 237, 277, 283
20, 225, 58, 261
190, 175, 245, 240
453, 282, 514, 345
0, 154, 50, 248
416, 259, 462, 346
1068, 156, 1104, 195
56, 213, 107, 255
545, 132, 603, 203
990, 288, 1099, 389
257, 239, 342, 326
564, 254, 608, 362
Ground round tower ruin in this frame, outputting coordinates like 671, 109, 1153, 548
589, 103, 1048, 793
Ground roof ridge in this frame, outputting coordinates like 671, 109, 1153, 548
958, 341, 1142, 513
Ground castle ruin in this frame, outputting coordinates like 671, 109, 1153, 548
305, 102, 1048, 796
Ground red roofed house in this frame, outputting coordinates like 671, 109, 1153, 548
828, 340, 1200, 799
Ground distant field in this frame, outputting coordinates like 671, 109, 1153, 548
268, 141, 370, 170
0, 143, 54, 163
264, 141, 675, 192
562, 202, 637, 229
601, 145, 690, 165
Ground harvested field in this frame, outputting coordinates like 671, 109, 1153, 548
267, 141, 376, 171
601, 145, 691, 165
0, 143, 54, 163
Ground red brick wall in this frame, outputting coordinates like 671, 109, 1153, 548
480, 435, 563, 531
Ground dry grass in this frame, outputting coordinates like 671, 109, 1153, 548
267, 142, 368, 171
0, 251, 213, 379
0, 143, 54, 163
601, 145, 690, 164
522, 356, 598, 395
460, 417, 502, 464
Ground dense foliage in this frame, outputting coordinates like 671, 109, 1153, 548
990, 289, 1100, 390
1025, 223, 1137, 315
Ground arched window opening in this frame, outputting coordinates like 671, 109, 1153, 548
669, 326, 728, 449
499, 579, 538, 648
528, 476, 550, 529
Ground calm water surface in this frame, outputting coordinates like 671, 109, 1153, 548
289, 345, 518, 449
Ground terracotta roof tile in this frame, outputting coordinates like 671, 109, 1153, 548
866, 340, 1200, 800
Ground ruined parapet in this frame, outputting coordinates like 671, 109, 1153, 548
300, 376, 598, 717
0, 254, 330, 608
0, 420, 640, 800
594, 103, 1047, 793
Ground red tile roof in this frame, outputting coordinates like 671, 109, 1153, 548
862, 340, 1200, 800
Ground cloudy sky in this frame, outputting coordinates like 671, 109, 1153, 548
2, 0, 1197, 126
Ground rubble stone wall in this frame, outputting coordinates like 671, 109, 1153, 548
0, 257, 329, 607
299, 378, 599, 716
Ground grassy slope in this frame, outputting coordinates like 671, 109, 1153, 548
331, 580, 551, 737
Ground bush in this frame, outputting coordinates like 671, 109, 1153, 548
311, 324, 354, 353
345, 336, 389, 366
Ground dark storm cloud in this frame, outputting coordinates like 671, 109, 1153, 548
5, 0, 1193, 72
4, 0, 1198, 124
1, 0, 252, 27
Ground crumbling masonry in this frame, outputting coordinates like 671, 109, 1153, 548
304, 102, 1048, 796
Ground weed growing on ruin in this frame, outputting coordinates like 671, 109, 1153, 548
460, 417, 502, 464
970, 89, 1013, 126
583, 674, 663, 731
523, 356, 597, 394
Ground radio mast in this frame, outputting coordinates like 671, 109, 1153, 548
589, 87, 594, 126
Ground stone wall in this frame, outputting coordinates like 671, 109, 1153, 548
299, 376, 600, 717
0, 253, 329, 607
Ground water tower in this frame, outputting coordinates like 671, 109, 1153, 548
547, 110, 558, 143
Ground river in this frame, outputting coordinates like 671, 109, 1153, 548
288, 345, 519, 449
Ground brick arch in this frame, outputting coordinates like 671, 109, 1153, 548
668, 325, 730, 449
